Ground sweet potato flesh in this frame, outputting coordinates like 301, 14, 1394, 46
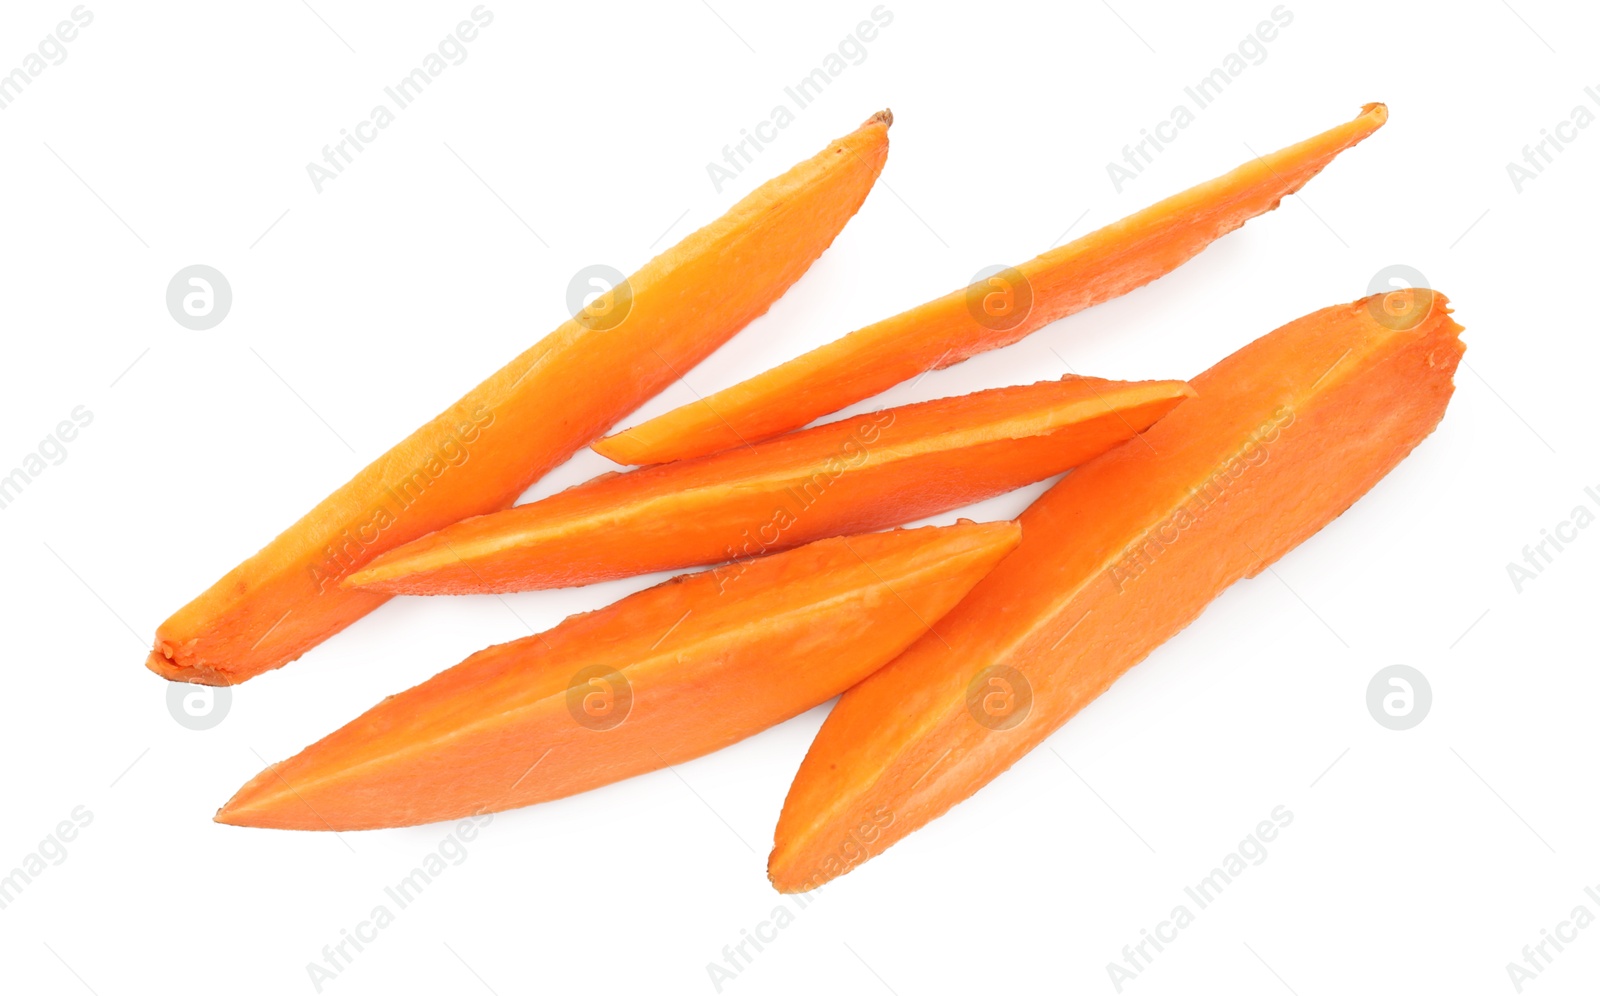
147, 113, 892, 685
216, 521, 1020, 831
345, 376, 1191, 594
769, 289, 1463, 892
596, 104, 1389, 465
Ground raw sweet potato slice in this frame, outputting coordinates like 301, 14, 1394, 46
595, 104, 1388, 465
215, 521, 1021, 831
147, 112, 893, 685
344, 375, 1191, 594
769, 289, 1464, 892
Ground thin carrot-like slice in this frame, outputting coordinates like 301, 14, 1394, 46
595, 104, 1388, 466
769, 289, 1463, 891
345, 375, 1191, 594
216, 521, 1021, 831
147, 112, 893, 685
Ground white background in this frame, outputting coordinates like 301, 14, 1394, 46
1, 0, 1596, 993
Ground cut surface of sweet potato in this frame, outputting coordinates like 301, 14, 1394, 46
344, 375, 1191, 594
595, 104, 1388, 466
216, 521, 1020, 831
147, 112, 892, 685
768, 289, 1463, 892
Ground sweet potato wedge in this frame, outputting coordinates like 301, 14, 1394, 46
216, 521, 1021, 831
769, 289, 1463, 891
344, 375, 1191, 594
147, 112, 893, 685
595, 104, 1388, 465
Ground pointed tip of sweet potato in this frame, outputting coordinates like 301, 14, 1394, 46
213, 772, 269, 826
767, 861, 805, 894
214, 803, 278, 830
214, 768, 320, 830
767, 837, 857, 893
339, 563, 387, 591
213, 800, 259, 828
865, 108, 893, 129
589, 429, 648, 466
767, 845, 837, 893
341, 539, 458, 593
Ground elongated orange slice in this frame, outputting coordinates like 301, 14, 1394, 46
147, 112, 892, 685
769, 289, 1463, 891
216, 521, 1021, 831
595, 104, 1388, 466
345, 375, 1190, 594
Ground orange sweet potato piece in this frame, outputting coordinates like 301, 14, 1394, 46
595, 104, 1388, 465
216, 521, 1021, 831
344, 375, 1191, 594
147, 112, 893, 685
769, 289, 1463, 891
